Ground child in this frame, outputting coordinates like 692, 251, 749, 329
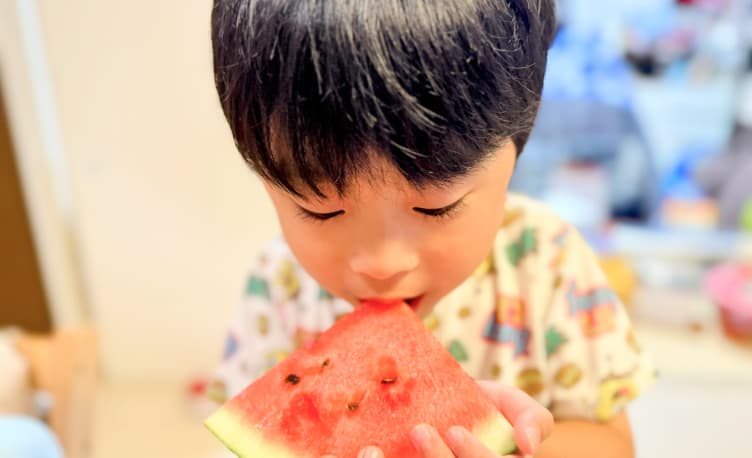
208, 1, 655, 456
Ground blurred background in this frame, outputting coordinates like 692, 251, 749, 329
0, 0, 751, 457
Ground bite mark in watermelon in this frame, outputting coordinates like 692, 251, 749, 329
205, 302, 516, 457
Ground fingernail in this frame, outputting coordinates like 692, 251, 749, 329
524, 427, 540, 451
357, 446, 381, 458
411, 424, 431, 449
447, 426, 466, 447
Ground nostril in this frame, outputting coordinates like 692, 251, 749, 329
349, 250, 420, 281
350, 259, 413, 281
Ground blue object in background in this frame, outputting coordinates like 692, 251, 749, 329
0, 416, 64, 458
514, 0, 744, 225
543, 26, 634, 109
660, 146, 716, 202
512, 7, 658, 222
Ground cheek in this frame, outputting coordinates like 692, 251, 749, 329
421, 195, 505, 286
265, 186, 351, 296
277, 217, 349, 294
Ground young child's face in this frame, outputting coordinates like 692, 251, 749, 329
264, 143, 516, 317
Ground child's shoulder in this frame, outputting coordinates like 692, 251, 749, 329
496, 193, 578, 254
244, 236, 317, 302
489, 193, 595, 279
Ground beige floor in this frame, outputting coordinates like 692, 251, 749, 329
91, 381, 232, 458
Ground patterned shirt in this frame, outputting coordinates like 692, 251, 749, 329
208, 194, 655, 421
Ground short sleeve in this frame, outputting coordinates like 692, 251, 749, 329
541, 226, 656, 421
206, 251, 297, 403
206, 240, 354, 404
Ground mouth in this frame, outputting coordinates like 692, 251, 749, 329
359, 295, 424, 310
405, 295, 424, 309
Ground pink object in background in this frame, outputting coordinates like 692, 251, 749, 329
705, 263, 752, 343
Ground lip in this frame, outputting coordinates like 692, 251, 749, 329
359, 295, 424, 310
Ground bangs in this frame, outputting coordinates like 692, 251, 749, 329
212, 0, 555, 196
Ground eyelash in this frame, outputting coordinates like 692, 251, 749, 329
296, 200, 465, 223
414, 200, 465, 220
297, 208, 344, 222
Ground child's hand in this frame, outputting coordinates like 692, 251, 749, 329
403, 380, 553, 458
474, 380, 555, 455
322, 380, 554, 458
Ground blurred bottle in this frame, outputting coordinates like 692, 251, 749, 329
741, 199, 752, 233
738, 49, 752, 128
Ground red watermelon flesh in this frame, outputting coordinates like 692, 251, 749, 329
205, 302, 516, 457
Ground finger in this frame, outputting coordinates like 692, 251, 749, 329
356, 446, 384, 458
476, 381, 545, 426
512, 407, 554, 455
411, 424, 454, 458
477, 381, 554, 454
445, 426, 499, 458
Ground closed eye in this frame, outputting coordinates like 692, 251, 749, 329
297, 207, 345, 221
413, 198, 465, 219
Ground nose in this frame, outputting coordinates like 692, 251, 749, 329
349, 241, 419, 281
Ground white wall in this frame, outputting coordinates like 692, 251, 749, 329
6, 0, 279, 381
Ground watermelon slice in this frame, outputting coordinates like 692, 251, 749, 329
205, 302, 516, 457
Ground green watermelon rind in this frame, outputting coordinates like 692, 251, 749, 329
474, 410, 518, 455
205, 404, 517, 457
205, 407, 297, 458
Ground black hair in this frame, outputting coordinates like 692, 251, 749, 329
211, 0, 556, 196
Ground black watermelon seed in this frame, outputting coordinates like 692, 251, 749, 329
322, 359, 330, 368
285, 374, 300, 385
347, 402, 359, 411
